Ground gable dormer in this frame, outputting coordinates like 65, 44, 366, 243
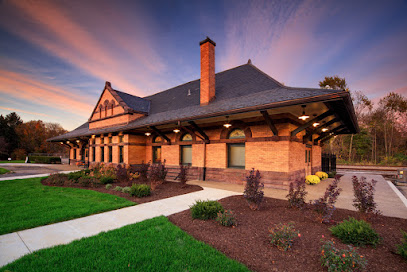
88, 82, 150, 130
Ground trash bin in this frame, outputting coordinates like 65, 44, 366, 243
397, 168, 407, 183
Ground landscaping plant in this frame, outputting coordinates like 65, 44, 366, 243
149, 160, 168, 190
176, 164, 189, 187
216, 209, 237, 227
305, 174, 320, 185
130, 184, 151, 197
315, 171, 328, 180
100, 176, 114, 184
312, 177, 342, 223
45, 173, 68, 186
269, 222, 300, 251
190, 200, 224, 220
330, 217, 380, 246
396, 230, 407, 260
328, 171, 337, 178
105, 184, 113, 190
286, 179, 308, 209
113, 186, 123, 192
137, 161, 150, 183
352, 176, 381, 215
115, 164, 129, 183
121, 186, 131, 194
320, 240, 367, 272
243, 168, 264, 210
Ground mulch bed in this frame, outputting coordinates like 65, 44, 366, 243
169, 195, 407, 272
41, 179, 203, 204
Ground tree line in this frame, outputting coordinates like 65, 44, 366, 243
0, 112, 68, 160
320, 76, 407, 166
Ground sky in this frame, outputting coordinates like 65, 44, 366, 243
0, 0, 406, 131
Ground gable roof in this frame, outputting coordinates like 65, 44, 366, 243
49, 63, 357, 142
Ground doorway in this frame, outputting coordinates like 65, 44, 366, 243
305, 146, 312, 176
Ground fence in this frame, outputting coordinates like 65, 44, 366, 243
322, 153, 336, 173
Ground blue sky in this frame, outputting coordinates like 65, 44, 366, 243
0, 0, 406, 130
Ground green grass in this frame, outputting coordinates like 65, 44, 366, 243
0, 160, 25, 163
0, 216, 249, 272
0, 177, 135, 235
0, 167, 10, 175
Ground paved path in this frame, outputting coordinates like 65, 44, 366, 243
0, 186, 239, 267
0, 163, 80, 179
190, 173, 407, 219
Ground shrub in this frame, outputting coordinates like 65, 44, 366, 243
352, 176, 381, 215
190, 200, 224, 220
305, 175, 320, 185
113, 186, 123, 192
286, 179, 307, 209
269, 222, 300, 251
11, 148, 27, 160
216, 210, 237, 227
130, 184, 151, 197
328, 171, 337, 178
100, 176, 114, 184
105, 184, 113, 190
243, 168, 264, 210
396, 230, 407, 260
315, 171, 328, 180
77, 176, 93, 187
136, 161, 150, 183
115, 164, 129, 183
121, 186, 131, 194
149, 160, 168, 190
44, 173, 68, 186
28, 156, 61, 164
312, 177, 342, 223
330, 217, 380, 246
176, 164, 189, 186
321, 240, 367, 272
68, 171, 87, 182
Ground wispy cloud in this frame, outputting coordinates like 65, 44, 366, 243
0, 106, 51, 117
0, 0, 166, 95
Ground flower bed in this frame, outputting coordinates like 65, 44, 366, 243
169, 195, 407, 272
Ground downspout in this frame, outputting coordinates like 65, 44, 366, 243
203, 141, 206, 181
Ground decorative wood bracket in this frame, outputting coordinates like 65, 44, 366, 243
188, 121, 210, 142
150, 126, 171, 143
303, 117, 340, 140
320, 134, 334, 143
291, 110, 333, 137
260, 110, 278, 136
313, 124, 345, 144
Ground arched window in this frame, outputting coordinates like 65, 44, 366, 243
228, 129, 245, 139
103, 100, 109, 117
227, 129, 245, 169
99, 105, 103, 119
153, 136, 162, 143
181, 133, 192, 141
110, 100, 115, 115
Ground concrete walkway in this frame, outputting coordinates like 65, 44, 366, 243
0, 163, 80, 179
0, 187, 239, 267
190, 173, 407, 219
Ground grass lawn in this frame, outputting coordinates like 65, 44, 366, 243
0, 177, 135, 235
0, 168, 10, 175
0, 160, 25, 163
0, 216, 249, 272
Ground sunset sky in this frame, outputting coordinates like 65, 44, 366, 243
0, 0, 406, 130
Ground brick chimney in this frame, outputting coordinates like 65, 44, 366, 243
200, 37, 216, 105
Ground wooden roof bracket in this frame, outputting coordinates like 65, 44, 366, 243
150, 126, 171, 143
291, 110, 333, 137
303, 117, 340, 142
188, 121, 210, 143
260, 110, 278, 136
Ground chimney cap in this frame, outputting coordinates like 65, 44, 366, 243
247, 59, 252, 64
199, 36, 216, 46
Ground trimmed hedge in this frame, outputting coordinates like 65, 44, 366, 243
28, 156, 61, 164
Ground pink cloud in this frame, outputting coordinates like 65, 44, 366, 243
0, 106, 51, 117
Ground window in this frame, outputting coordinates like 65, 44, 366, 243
108, 136, 112, 144
305, 150, 308, 163
227, 129, 245, 168
119, 146, 123, 163
228, 144, 245, 168
181, 133, 192, 141
119, 135, 123, 143
181, 145, 192, 165
92, 147, 95, 161
101, 137, 104, 144
101, 147, 105, 162
153, 136, 162, 143
108, 146, 112, 162
153, 146, 161, 163
73, 148, 76, 159
309, 149, 311, 162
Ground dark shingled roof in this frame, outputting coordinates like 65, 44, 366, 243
115, 90, 150, 113
48, 63, 351, 141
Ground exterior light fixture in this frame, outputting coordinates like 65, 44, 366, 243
76, 140, 80, 143
173, 128, 180, 133
322, 128, 329, 132
60, 142, 63, 145
223, 116, 232, 128
66, 141, 70, 144
313, 122, 320, 127
92, 135, 95, 138
145, 132, 151, 136
298, 105, 310, 121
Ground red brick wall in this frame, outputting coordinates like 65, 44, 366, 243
200, 41, 215, 105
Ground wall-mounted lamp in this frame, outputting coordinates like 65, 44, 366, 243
66, 141, 70, 144
313, 122, 320, 127
223, 116, 232, 128
173, 128, 180, 133
298, 105, 310, 121
145, 132, 151, 136
321, 128, 329, 132
76, 140, 80, 143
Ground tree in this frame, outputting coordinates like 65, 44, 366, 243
0, 112, 23, 158
319, 76, 349, 91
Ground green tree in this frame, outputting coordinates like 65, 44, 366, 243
319, 76, 349, 91
0, 112, 23, 159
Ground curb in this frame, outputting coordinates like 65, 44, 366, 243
386, 180, 407, 209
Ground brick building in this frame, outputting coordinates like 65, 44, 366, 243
49, 37, 358, 188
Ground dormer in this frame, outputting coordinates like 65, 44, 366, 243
88, 82, 150, 130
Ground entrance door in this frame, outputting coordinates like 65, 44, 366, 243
153, 146, 161, 163
305, 147, 312, 176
